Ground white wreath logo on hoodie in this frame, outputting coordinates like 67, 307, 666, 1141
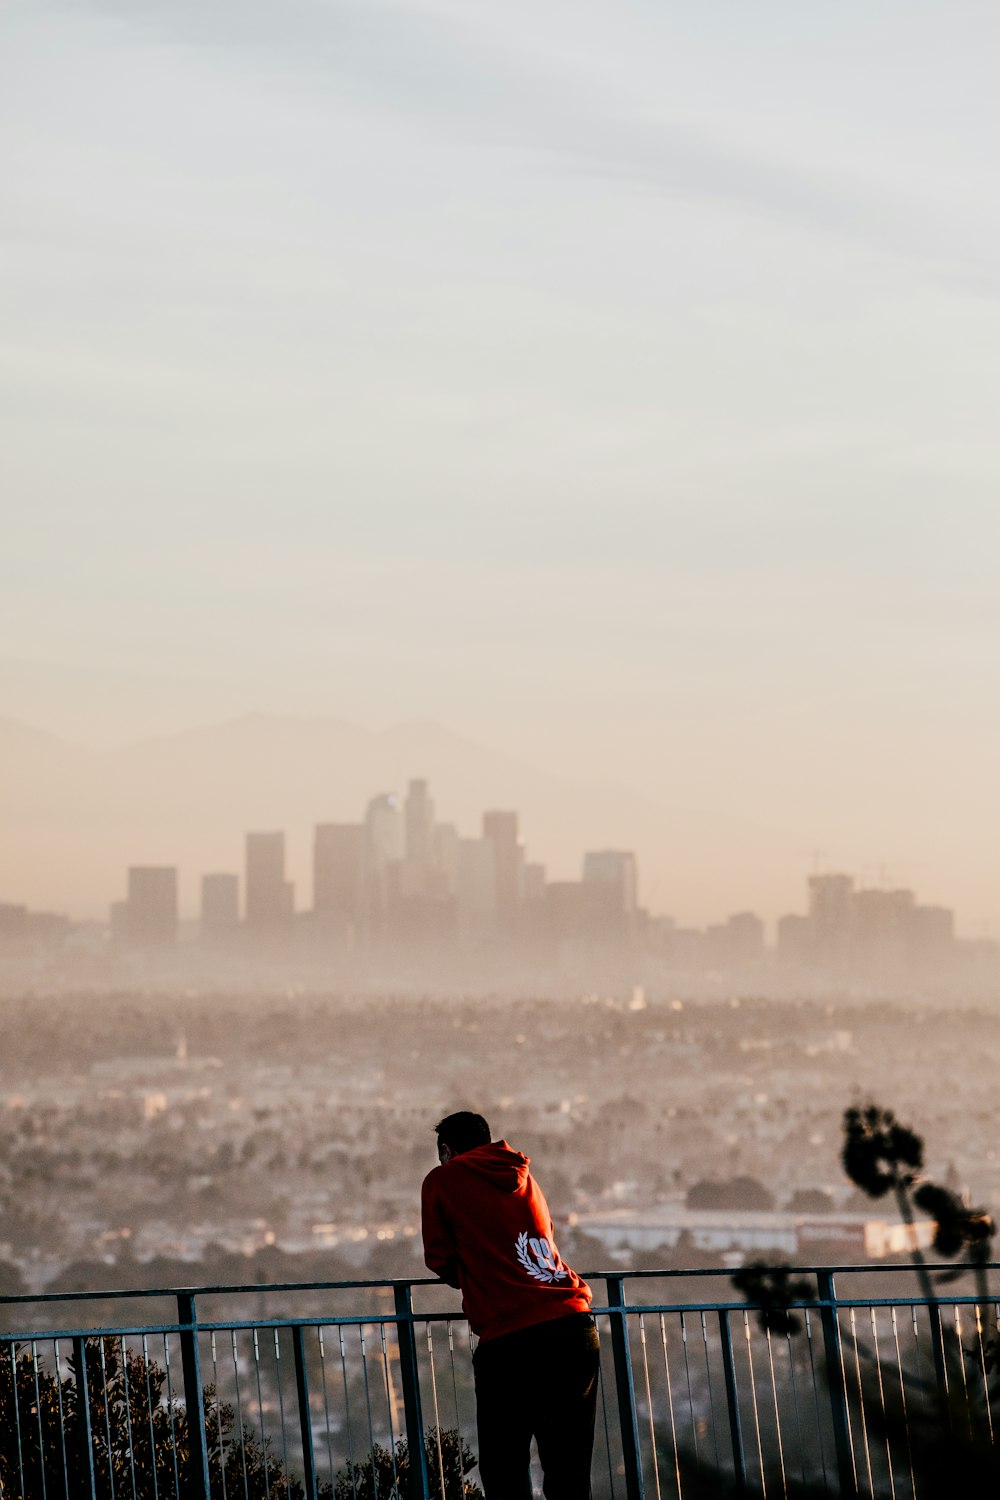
515, 1232, 568, 1284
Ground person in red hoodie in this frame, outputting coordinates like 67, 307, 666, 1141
421, 1111, 599, 1500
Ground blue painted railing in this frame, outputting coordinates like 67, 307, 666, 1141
1, 1264, 997, 1498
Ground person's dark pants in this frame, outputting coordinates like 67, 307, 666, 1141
472, 1311, 600, 1500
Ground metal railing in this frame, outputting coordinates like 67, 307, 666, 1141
1, 1263, 998, 1498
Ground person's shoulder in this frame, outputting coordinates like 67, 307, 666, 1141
421, 1163, 448, 1194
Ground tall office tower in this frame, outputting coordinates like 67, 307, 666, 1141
808, 873, 854, 963
726, 911, 766, 963
245, 831, 293, 929
365, 794, 404, 874
362, 794, 403, 931
201, 873, 239, 935
404, 779, 434, 872
582, 850, 638, 913
852, 886, 915, 969
313, 824, 366, 927
482, 811, 524, 922
121, 866, 178, 945
908, 904, 955, 961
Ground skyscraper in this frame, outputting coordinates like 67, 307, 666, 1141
245, 832, 293, 930
808, 873, 854, 964
404, 779, 434, 873
482, 810, 524, 924
313, 824, 365, 928
582, 850, 638, 912
118, 866, 178, 945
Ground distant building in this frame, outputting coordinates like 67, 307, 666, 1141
245, 832, 294, 930
581, 850, 639, 940
908, 903, 955, 958
482, 811, 523, 924
365, 795, 403, 875
582, 850, 638, 914
313, 824, 365, 928
115, 866, 178, 946
0, 904, 70, 948
852, 887, 914, 969
808, 874, 854, 963
776, 912, 812, 963
404, 779, 434, 873
364, 794, 404, 930
706, 911, 766, 968
200, 873, 239, 934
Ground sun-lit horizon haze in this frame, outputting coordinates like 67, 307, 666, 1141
3, 0, 1000, 932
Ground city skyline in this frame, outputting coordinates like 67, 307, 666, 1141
2, 706, 987, 934
6, 766, 969, 974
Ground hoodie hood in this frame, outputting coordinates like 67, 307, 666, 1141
450, 1140, 530, 1194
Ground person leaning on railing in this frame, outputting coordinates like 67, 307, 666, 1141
421, 1110, 599, 1500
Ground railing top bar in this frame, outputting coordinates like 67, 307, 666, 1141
2, 1261, 998, 1308
0, 1274, 442, 1307
4, 1290, 998, 1347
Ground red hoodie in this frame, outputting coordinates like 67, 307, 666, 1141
421, 1141, 592, 1342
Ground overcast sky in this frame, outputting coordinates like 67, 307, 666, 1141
3, 0, 999, 917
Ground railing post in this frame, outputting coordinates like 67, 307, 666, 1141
816, 1271, 857, 1497
293, 1325, 318, 1500
717, 1310, 747, 1495
72, 1336, 98, 1500
394, 1283, 430, 1500
606, 1275, 644, 1500
177, 1292, 211, 1500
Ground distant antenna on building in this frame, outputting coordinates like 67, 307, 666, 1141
799, 849, 828, 875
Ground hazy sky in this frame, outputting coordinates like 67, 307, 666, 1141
3, 0, 1000, 916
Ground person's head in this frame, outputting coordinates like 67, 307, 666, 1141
435, 1111, 491, 1164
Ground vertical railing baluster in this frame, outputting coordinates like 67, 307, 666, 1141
231, 1329, 250, 1500
816, 1270, 857, 1497
318, 1328, 338, 1495
274, 1327, 292, 1485
141, 1336, 161, 1500
31, 1339, 49, 1500
595, 1320, 618, 1500
293, 1325, 319, 1500
607, 1275, 645, 1500
338, 1326, 359, 1500
9, 1343, 26, 1500
394, 1283, 430, 1500
802, 1310, 829, 1492
927, 1303, 948, 1402
73, 1336, 99, 1500
177, 1292, 211, 1500
163, 1334, 183, 1500
54, 1339, 72, 1500
211, 1331, 228, 1500
848, 1308, 874, 1499
426, 1323, 448, 1500
717, 1309, 747, 1497
252, 1327, 272, 1500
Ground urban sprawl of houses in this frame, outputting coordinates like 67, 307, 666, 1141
0, 990, 993, 1301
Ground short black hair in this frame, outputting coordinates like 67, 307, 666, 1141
435, 1111, 491, 1156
